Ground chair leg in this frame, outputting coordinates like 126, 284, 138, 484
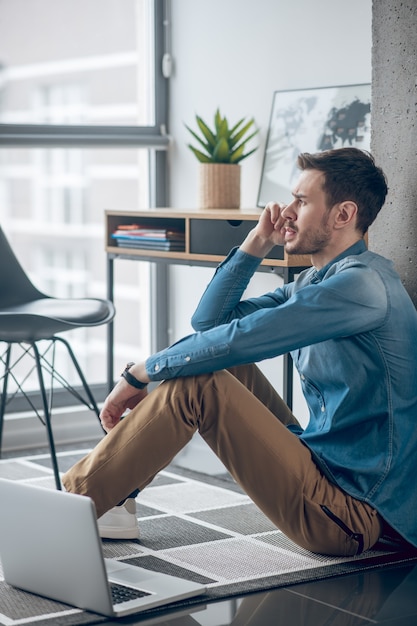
0, 344, 12, 457
31, 342, 62, 490
53, 336, 103, 426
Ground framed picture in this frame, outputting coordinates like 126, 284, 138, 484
257, 83, 371, 207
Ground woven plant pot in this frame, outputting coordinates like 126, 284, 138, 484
199, 163, 241, 209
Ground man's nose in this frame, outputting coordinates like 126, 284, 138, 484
281, 200, 296, 220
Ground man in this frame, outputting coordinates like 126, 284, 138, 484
63, 147, 417, 556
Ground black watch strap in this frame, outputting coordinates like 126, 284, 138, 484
121, 362, 148, 389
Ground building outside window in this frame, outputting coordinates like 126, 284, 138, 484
0, 0, 167, 399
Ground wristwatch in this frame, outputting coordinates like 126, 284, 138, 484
121, 362, 148, 389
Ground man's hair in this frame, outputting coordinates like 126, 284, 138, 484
297, 148, 388, 234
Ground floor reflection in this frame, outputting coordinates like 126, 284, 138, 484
117, 562, 417, 625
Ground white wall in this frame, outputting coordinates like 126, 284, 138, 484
167, 0, 372, 424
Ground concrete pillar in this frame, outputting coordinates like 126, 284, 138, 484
370, 0, 417, 303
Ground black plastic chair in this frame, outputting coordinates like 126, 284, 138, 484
0, 226, 115, 489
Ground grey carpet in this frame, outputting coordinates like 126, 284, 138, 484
0, 450, 416, 625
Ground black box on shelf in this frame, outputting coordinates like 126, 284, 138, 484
189, 218, 284, 260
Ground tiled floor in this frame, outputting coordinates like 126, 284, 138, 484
4, 437, 417, 626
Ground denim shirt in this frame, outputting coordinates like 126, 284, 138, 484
146, 240, 417, 546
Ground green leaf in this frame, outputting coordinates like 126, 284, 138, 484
229, 119, 256, 148
232, 146, 258, 164
196, 116, 216, 147
229, 117, 245, 138
184, 124, 212, 155
213, 137, 230, 162
217, 117, 229, 140
230, 126, 259, 162
214, 109, 223, 134
187, 145, 213, 163
231, 130, 259, 154
230, 143, 245, 163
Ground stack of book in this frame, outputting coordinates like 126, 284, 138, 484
111, 224, 185, 252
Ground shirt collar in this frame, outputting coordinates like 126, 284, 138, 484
312, 239, 367, 283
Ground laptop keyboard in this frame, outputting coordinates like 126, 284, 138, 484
110, 582, 151, 605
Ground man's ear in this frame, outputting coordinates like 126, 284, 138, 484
334, 201, 358, 229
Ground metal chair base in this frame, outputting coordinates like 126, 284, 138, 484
0, 336, 104, 489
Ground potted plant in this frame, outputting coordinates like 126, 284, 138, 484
185, 109, 258, 209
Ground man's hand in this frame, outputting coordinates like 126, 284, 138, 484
240, 202, 287, 258
259, 202, 287, 243
100, 378, 148, 433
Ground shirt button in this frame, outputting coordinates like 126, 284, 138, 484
300, 374, 305, 381
154, 364, 160, 372
184, 356, 191, 362
321, 406, 325, 412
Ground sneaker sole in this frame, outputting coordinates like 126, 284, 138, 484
99, 527, 140, 540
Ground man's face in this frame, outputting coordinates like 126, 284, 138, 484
281, 169, 333, 257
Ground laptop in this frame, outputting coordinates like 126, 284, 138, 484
0, 478, 206, 617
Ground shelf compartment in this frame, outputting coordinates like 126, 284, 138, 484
189, 218, 284, 260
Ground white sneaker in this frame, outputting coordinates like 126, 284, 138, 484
97, 499, 140, 539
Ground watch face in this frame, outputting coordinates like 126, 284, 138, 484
121, 361, 134, 376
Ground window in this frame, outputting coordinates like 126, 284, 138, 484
0, 0, 169, 401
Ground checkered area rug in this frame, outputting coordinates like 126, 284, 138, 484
0, 449, 416, 625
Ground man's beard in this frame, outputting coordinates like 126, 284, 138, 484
284, 219, 332, 256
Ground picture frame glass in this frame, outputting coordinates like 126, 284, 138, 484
257, 83, 371, 207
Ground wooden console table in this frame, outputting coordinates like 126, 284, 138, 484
105, 208, 310, 407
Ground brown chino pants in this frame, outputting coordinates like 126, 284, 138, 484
62, 364, 382, 556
